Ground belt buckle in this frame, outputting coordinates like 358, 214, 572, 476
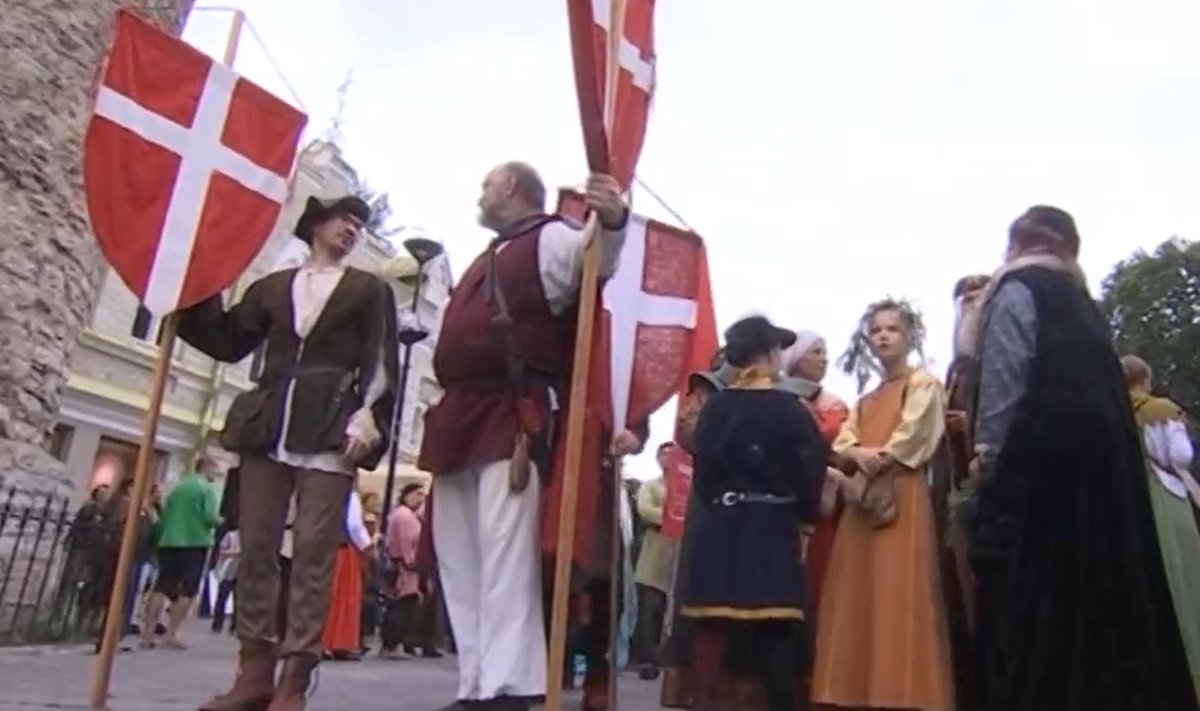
719, 492, 741, 506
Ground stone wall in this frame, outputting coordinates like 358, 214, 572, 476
0, 1, 195, 501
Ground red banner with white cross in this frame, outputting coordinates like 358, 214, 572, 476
567, 0, 656, 191
555, 189, 717, 431
83, 9, 306, 316
540, 190, 717, 562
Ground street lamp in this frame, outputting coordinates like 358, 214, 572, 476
379, 235, 444, 527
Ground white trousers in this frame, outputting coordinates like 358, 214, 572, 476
433, 459, 546, 701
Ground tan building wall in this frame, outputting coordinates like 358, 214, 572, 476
50, 140, 449, 501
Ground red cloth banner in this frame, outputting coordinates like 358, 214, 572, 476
84, 9, 306, 316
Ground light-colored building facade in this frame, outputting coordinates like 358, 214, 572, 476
49, 140, 450, 501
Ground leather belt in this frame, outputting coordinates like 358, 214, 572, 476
714, 491, 798, 507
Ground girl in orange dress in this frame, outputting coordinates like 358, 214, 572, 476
812, 299, 954, 711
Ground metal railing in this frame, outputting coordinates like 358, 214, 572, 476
0, 487, 107, 645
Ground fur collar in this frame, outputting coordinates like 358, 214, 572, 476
959, 251, 1087, 358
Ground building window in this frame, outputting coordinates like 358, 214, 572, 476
44, 424, 74, 463
249, 344, 267, 383
130, 304, 164, 344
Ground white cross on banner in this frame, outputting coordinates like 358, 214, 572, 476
591, 0, 654, 90
94, 67, 289, 315
567, 0, 657, 191
555, 188, 717, 433
604, 216, 697, 432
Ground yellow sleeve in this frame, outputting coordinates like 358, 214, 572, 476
887, 371, 946, 469
636, 479, 664, 526
831, 403, 861, 454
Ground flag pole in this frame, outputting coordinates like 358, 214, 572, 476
606, 189, 632, 710
608, 461, 623, 710
89, 13, 244, 708
546, 0, 628, 708
89, 314, 179, 710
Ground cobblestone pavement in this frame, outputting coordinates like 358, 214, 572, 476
0, 621, 660, 711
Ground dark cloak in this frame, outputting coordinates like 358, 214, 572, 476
970, 266, 1198, 711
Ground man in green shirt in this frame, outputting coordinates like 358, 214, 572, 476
140, 456, 221, 649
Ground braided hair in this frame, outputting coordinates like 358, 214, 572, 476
837, 297, 927, 392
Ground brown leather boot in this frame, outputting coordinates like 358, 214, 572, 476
199, 641, 277, 711
266, 654, 318, 711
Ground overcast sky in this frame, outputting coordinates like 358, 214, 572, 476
185, 0, 1200, 479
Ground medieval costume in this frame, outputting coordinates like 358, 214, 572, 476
659, 366, 731, 709
929, 273, 990, 711
1123, 358, 1200, 701
968, 206, 1197, 711
419, 194, 627, 708
778, 329, 850, 618
320, 492, 371, 659
381, 484, 425, 658
681, 315, 827, 711
813, 299, 955, 711
181, 195, 399, 711
561, 420, 649, 711
632, 470, 677, 680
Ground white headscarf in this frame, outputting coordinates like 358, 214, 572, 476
780, 329, 823, 375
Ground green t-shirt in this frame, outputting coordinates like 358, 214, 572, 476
156, 473, 220, 549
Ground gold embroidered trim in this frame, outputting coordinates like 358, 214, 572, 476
680, 605, 805, 621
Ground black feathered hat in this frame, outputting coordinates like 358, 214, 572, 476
293, 195, 372, 244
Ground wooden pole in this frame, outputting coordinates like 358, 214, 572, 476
546, 1, 628, 708
89, 313, 179, 710
607, 461, 623, 709
221, 9, 245, 65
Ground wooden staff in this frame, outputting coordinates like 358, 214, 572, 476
89, 314, 178, 710
545, 1, 627, 707
89, 13, 245, 709
608, 460, 623, 710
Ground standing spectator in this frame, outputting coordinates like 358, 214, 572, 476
360, 510, 384, 654
140, 457, 221, 650
380, 484, 425, 659
320, 491, 373, 660
93, 478, 157, 653
632, 443, 679, 680
134, 483, 165, 635
58, 484, 110, 627
210, 527, 240, 634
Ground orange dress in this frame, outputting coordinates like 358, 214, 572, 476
320, 544, 363, 654
812, 370, 954, 711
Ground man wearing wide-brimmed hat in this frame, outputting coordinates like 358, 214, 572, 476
178, 194, 400, 711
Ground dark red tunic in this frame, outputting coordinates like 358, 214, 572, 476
418, 219, 569, 477
416, 217, 609, 573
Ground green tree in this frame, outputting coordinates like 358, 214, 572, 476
1099, 237, 1200, 423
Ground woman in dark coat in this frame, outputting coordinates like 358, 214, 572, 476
680, 315, 828, 711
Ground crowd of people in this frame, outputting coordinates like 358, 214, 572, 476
653, 206, 1200, 711
68, 157, 1197, 711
